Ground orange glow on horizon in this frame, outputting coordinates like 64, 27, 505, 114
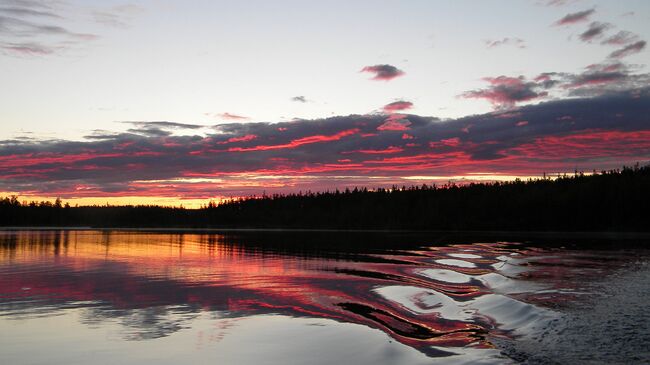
0, 172, 555, 208
0, 193, 227, 209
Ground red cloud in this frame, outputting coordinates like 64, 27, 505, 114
360, 64, 405, 81
507, 130, 650, 160
0, 153, 123, 169
383, 101, 413, 113
342, 146, 404, 155
429, 138, 461, 149
494, 112, 523, 119
228, 129, 359, 152
217, 134, 258, 144
377, 115, 411, 131
2, 93, 648, 200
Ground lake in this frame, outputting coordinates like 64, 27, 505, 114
1, 230, 648, 364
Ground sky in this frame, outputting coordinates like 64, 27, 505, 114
1, 0, 649, 207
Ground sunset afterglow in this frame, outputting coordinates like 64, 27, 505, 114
1, 1, 649, 206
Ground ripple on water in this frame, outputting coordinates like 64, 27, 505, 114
373, 285, 474, 321
1, 231, 646, 364
447, 253, 483, 259
477, 273, 549, 295
416, 269, 472, 284
373, 284, 555, 334
435, 259, 477, 268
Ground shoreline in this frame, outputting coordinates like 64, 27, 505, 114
1, 226, 650, 239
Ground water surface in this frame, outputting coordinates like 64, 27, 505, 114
0, 230, 647, 364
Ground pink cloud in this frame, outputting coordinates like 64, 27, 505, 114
217, 134, 258, 144
228, 129, 359, 152
494, 111, 523, 119
554, 9, 595, 26
360, 64, 405, 81
377, 115, 411, 131
342, 146, 404, 155
383, 101, 413, 113
461, 76, 548, 109
429, 137, 461, 148
2, 94, 648, 199
601, 31, 640, 46
608, 41, 646, 59
507, 130, 650, 160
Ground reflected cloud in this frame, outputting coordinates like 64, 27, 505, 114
0, 230, 643, 358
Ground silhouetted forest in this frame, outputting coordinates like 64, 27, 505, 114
1, 165, 649, 231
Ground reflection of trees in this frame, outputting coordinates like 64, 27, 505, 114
0, 230, 476, 348
0, 258, 273, 340
79, 305, 201, 340
1, 229, 647, 354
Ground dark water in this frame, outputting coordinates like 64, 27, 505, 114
0, 230, 648, 364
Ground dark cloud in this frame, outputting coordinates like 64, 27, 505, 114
602, 31, 639, 46
533, 72, 563, 89
126, 128, 172, 137
83, 131, 125, 140
565, 63, 628, 88
0, 1, 97, 56
0, 6, 59, 18
468, 61, 649, 104
124, 121, 204, 130
579, 22, 611, 42
554, 9, 595, 26
560, 64, 649, 97
220, 113, 249, 120
291, 96, 308, 103
608, 41, 646, 59
360, 64, 405, 81
538, 0, 577, 6
461, 76, 548, 109
205, 113, 250, 121
484, 37, 526, 49
2, 89, 649, 198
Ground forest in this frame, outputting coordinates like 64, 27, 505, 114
1, 165, 648, 231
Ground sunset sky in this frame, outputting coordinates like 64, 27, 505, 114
1, 0, 649, 207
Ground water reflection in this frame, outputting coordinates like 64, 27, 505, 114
0, 230, 645, 363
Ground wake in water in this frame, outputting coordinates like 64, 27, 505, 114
0, 231, 647, 364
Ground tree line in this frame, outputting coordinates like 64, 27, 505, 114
1, 165, 649, 231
